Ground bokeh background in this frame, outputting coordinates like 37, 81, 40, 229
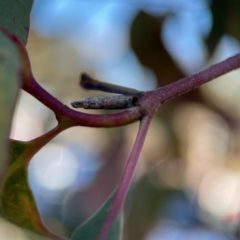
7, 0, 240, 239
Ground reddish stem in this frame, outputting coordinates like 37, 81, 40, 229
23, 76, 142, 128
152, 53, 240, 105
24, 124, 67, 157
1, 28, 143, 128
22, 54, 240, 130
4, 27, 240, 129
98, 115, 153, 240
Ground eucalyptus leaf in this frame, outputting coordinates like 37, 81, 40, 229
0, 0, 33, 45
71, 193, 122, 240
0, 31, 21, 183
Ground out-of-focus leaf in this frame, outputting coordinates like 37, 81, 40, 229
130, 11, 185, 87
206, 0, 227, 54
0, 0, 33, 45
0, 31, 20, 183
130, 11, 207, 119
226, 0, 240, 41
0, 30, 64, 239
206, 0, 240, 55
71, 193, 122, 240
125, 175, 184, 240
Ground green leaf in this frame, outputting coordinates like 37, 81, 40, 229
0, 31, 63, 239
1, 158, 47, 235
1, 139, 66, 239
0, 0, 33, 45
71, 193, 122, 240
0, 31, 21, 183
0, 217, 52, 240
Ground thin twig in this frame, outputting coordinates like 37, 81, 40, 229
80, 73, 144, 97
98, 115, 153, 240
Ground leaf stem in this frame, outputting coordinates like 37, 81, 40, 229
27, 124, 67, 152
98, 115, 153, 240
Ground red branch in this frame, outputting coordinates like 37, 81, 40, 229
8, 21, 240, 130
98, 115, 154, 240
23, 76, 142, 128
3, 26, 240, 131
153, 53, 240, 105
23, 53, 240, 131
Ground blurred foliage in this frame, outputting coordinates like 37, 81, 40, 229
206, 0, 240, 54
71, 193, 121, 240
130, 9, 206, 124
125, 175, 186, 240
130, 11, 185, 87
0, 31, 21, 182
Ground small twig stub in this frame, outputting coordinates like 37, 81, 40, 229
71, 95, 138, 109
80, 73, 144, 97
72, 73, 144, 110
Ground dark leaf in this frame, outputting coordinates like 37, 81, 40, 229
130, 11, 185, 87
0, 0, 33, 45
206, 0, 227, 54
206, 0, 240, 55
